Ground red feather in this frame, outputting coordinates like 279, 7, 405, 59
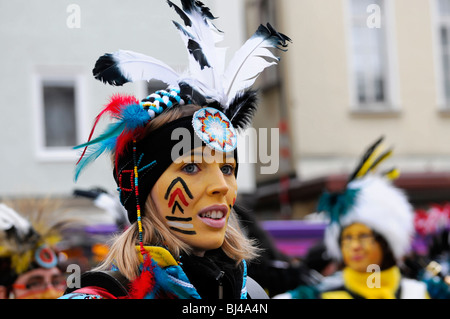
76, 94, 140, 165
128, 255, 156, 299
114, 127, 145, 169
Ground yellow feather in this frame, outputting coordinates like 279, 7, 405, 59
355, 143, 385, 178
11, 251, 34, 274
385, 168, 400, 180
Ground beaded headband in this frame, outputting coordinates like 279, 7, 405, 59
112, 114, 239, 224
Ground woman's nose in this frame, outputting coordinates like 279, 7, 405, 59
349, 239, 363, 250
206, 168, 229, 196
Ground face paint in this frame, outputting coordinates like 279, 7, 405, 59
165, 177, 194, 215
12, 267, 65, 299
164, 177, 196, 234
340, 223, 384, 273
151, 146, 237, 255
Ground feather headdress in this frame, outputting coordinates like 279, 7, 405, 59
0, 199, 74, 277
317, 137, 415, 261
75, 0, 291, 180
93, 1, 290, 109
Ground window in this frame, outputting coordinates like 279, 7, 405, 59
43, 83, 77, 147
347, 0, 397, 111
33, 73, 86, 161
434, 0, 450, 108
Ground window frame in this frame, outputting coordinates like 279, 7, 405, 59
32, 72, 87, 162
432, 0, 450, 111
345, 0, 400, 114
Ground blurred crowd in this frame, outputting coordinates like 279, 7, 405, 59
0, 185, 448, 299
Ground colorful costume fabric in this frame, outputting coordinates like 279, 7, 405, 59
61, 246, 248, 299
276, 266, 430, 299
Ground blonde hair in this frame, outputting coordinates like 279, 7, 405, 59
95, 104, 260, 280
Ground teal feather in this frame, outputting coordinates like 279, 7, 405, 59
73, 121, 124, 181
73, 103, 150, 181
74, 136, 117, 181
74, 104, 148, 150
317, 188, 360, 224
74, 121, 125, 150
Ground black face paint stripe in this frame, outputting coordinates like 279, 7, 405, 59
169, 227, 197, 235
172, 201, 185, 215
164, 177, 194, 200
166, 216, 192, 222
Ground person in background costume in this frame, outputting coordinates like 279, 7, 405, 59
274, 137, 430, 299
404, 203, 450, 299
0, 200, 72, 299
61, 0, 290, 299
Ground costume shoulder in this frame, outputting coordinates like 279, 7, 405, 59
59, 287, 118, 299
60, 270, 130, 299
400, 278, 430, 299
318, 272, 353, 299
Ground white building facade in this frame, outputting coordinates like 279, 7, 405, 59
0, 0, 256, 200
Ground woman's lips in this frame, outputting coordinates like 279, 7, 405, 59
197, 205, 228, 229
351, 254, 365, 261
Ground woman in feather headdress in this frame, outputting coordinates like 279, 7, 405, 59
274, 137, 431, 299
0, 199, 72, 299
61, 0, 290, 299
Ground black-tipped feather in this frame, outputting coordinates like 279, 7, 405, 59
181, 0, 217, 21
93, 53, 129, 86
347, 136, 384, 183
226, 90, 259, 130
187, 39, 210, 69
265, 23, 292, 51
223, 23, 291, 102
167, 0, 192, 27
172, 20, 195, 39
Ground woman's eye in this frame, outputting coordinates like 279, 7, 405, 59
221, 164, 234, 176
182, 164, 199, 174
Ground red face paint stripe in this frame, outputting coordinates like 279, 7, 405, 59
168, 188, 189, 208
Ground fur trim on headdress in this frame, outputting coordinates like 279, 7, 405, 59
318, 137, 415, 261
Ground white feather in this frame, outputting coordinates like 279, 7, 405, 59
172, 3, 227, 102
223, 33, 281, 107
0, 203, 32, 238
112, 50, 180, 87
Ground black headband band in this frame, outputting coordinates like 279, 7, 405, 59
114, 115, 238, 223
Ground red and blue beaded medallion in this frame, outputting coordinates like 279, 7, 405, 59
192, 107, 237, 153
